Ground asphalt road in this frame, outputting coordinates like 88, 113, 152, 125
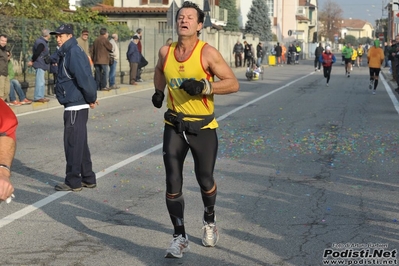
1, 60, 399, 266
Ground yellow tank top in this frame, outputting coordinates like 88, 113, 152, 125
163, 40, 218, 129
351, 49, 357, 60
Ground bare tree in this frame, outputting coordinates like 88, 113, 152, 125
318, 0, 344, 43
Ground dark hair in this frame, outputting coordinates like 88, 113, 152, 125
100, 28, 107, 35
0, 34, 7, 39
175, 1, 205, 36
136, 28, 142, 34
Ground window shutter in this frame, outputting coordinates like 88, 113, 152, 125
142, 0, 148, 5
162, 0, 169, 5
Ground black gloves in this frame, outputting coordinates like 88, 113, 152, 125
180, 79, 212, 96
152, 89, 164, 108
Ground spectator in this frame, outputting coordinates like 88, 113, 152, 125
233, 40, 244, 67
243, 41, 251, 67
126, 35, 141, 85
48, 46, 60, 96
109, 33, 119, 90
295, 43, 301, 64
250, 44, 256, 67
135, 28, 145, 82
27, 29, 51, 103
393, 36, 399, 92
256, 42, 263, 66
287, 44, 295, 65
49, 24, 98, 192
0, 99, 17, 201
314, 42, 324, 71
76, 29, 91, 65
0, 34, 9, 102
92, 28, 113, 91
275, 42, 282, 66
384, 42, 390, 68
388, 40, 396, 77
281, 44, 287, 64
7, 52, 32, 106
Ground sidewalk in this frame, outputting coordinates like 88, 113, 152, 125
381, 67, 398, 92
9, 81, 152, 115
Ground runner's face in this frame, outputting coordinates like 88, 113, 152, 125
176, 8, 202, 37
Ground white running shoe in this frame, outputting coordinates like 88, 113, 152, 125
372, 90, 376, 95
165, 234, 190, 258
202, 220, 219, 247
326, 83, 329, 87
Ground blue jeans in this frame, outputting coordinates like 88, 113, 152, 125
94, 64, 109, 90
34, 68, 45, 100
109, 60, 117, 87
257, 57, 262, 66
9, 79, 26, 102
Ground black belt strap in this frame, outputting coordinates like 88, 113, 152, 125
164, 109, 215, 134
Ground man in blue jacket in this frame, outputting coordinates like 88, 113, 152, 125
126, 35, 141, 85
50, 24, 99, 192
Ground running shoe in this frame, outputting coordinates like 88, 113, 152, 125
369, 80, 373, 90
326, 83, 329, 87
165, 234, 190, 259
202, 219, 219, 247
372, 90, 376, 95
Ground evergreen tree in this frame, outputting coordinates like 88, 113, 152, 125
220, 0, 239, 32
245, 0, 272, 41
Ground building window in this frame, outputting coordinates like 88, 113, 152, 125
142, 0, 169, 5
158, 21, 168, 33
265, 0, 274, 17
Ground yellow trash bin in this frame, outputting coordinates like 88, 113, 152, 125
268, 55, 276, 66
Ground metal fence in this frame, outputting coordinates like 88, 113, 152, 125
3, 16, 258, 86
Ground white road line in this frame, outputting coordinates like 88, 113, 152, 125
0, 71, 314, 228
381, 73, 399, 114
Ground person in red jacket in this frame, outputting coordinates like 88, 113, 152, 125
0, 99, 18, 201
319, 46, 336, 87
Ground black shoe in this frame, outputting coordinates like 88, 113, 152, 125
55, 183, 82, 192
